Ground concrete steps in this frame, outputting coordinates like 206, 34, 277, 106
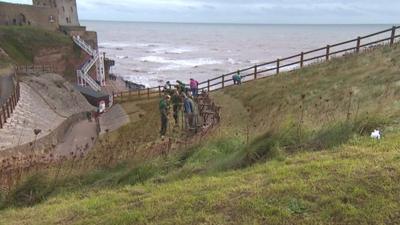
0, 83, 64, 150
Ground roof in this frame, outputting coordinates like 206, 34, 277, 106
74, 85, 109, 98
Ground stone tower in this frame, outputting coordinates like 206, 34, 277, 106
32, 0, 80, 26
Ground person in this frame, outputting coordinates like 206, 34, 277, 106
190, 78, 199, 97
159, 95, 171, 137
188, 94, 200, 132
183, 93, 194, 129
233, 70, 242, 85
163, 81, 174, 96
176, 80, 187, 94
164, 81, 172, 90
171, 90, 182, 126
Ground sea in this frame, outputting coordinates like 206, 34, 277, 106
81, 21, 393, 87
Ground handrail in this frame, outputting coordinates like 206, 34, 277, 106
113, 25, 400, 99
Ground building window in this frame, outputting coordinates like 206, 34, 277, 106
49, 16, 55, 23
62, 6, 65, 12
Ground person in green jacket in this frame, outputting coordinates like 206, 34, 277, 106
176, 80, 187, 94
171, 90, 182, 126
159, 95, 171, 137
233, 70, 242, 85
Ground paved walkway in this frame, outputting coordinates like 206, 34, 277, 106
55, 119, 98, 157
99, 104, 130, 135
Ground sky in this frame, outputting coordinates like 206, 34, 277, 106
3, 0, 400, 24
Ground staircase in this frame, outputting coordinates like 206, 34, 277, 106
72, 36, 105, 92
0, 83, 64, 150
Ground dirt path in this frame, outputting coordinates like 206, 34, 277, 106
54, 119, 98, 157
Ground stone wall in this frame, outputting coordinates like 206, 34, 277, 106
33, 0, 80, 26
0, 2, 59, 30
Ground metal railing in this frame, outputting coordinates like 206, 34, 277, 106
73, 36, 105, 91
113, 25, 400, 100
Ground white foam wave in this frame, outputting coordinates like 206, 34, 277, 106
227, 58, 236, 65
120, 74, 166, 88
116, 55, 129, 59
99, 42, 132, 49
149, 46, 193, 54
139, 56, 222, 71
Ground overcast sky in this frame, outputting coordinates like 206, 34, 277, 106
4, 0, 400, 24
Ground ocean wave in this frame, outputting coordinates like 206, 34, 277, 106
148, 46, 194, 55
120, 74, 166, 88
227, 58, 237, 65
139, 56, 222, 71
116, 55, 129, 59
99, 42, 132, 49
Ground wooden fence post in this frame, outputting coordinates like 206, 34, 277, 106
11, 94, 16, 109
326, 45, 330, 61
138, 89, 141, 98
390, 26, 396, 46
6, 100, 10, 118
158, 86, 161, 96
147, 88, 150, 99
2, 105, 6, 123
222, 76, 225, 89
356, 37, 361, 53
300, 52, 304, 68
254, 65, 258, 80
207, 80, 210, 92
276, 59, 280, 74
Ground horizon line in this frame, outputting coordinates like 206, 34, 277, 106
80, 19, 398, 26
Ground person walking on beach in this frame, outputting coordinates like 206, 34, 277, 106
159, 95, 171, 138
171, 90, 182, 126
190, 78, 199, 97
233, 70, 242, 85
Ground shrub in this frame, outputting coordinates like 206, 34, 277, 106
8, 173, 53, 207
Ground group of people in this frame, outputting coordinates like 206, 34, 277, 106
159, 78, 200, 137
158, 71, 242, 137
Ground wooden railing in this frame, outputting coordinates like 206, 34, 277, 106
15, 64, 55, 74
0, 78, 20, 129
113, 25, 400, 99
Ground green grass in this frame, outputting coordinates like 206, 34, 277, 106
1, 43, 400, 224
0, 26, 71, 64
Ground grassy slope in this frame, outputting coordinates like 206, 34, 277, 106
1, 44, 400, 224
0, 26, 71, 64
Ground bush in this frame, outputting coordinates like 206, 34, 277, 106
353, 115, 389, 135
8, 173, 53, 207
310, 122, 354, 150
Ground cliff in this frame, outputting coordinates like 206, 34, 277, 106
0, 26, 89, 82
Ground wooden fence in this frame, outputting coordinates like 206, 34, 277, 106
113, 25, 400, 100
15, 65, 55, 74
0, 78, 20, 129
